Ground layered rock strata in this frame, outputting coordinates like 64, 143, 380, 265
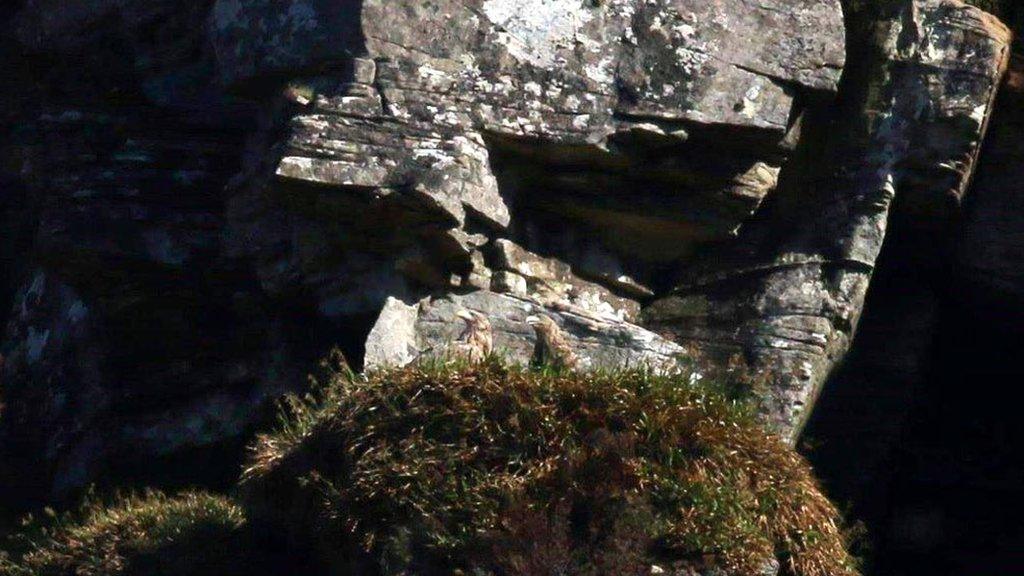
0, 0, 1011, 501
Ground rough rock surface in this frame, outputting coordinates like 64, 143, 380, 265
0, 0, 302, 502
222, 0, 846, 318
488, 239, 641, 321
364, 291, 685, 373
805, 51, 1024, 566
645, 0, 1011, 438
0, 0, 1012, 507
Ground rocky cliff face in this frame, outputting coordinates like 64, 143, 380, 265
804, 48, 1024, 574
0, 0, 1013, 520
648, 1, 1011, 435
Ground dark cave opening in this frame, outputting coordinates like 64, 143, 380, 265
872, 296, 1024, 575
805, 214, 1024, 575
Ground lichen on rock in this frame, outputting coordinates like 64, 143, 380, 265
0, 0, 1014, 527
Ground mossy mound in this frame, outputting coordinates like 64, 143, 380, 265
0, 491, 262, 576
1, 361, 858, 576
242, 360, 859, 576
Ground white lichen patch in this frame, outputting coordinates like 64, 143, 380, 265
970, 103, 988, 126
673, 42, 712, 76
584, 55, 616, 85
739, 82, 764, 118
412, 147, 458, 169
572, 114, 591, 129
481, 0, 595, 68
523, 81, 543, 97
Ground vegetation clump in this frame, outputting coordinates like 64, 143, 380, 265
1, 359, 858, 575
0, 491, 257, 576
242, 359, 859, 576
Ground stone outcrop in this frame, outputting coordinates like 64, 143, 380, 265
221, 0, 846, 319
805, 52, 1024, 570
364, 291, 685, 373
0, 0, 1013, 505
646, 0, 1011, 437
488, 239, 642, 321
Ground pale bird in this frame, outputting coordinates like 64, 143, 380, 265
526, 314, 579, 371
453, 309, 493, 364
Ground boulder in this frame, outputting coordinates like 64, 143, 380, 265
364, 291, 686, 374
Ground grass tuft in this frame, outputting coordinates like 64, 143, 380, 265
0, 491, 254, 576
242, 358, 859, 576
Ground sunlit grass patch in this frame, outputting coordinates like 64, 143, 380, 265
0, 491, 253, 576
242, 359, 859, 576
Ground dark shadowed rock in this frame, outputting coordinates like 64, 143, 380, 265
0, 0, 301, 502
954, 55, 1024, 320
645, 0, 1011, 439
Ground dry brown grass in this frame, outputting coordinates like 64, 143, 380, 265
242, 359, 859, 576
0, 491, 253, 576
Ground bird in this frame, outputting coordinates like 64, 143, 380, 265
526, 314, 579, 371
452, 309, 493, 364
